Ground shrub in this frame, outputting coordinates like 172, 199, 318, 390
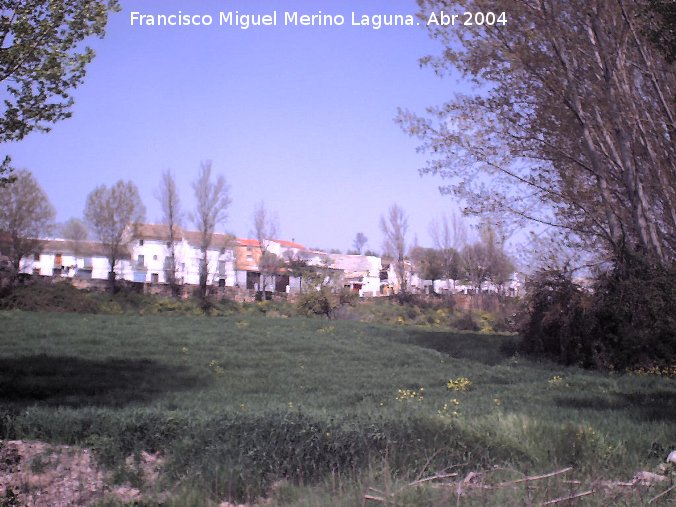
217, 297, 242, 315
251, 299, 294, 318
518, 269, 593, 366
520, 252, 676, 370
395, 291, 418, 306
296, 288, 339, 318
338, 288, 359, 306
590, 251, 675, 369
0, 280, 100, 313
453, 312, 480, 332
147, 297, 201, 314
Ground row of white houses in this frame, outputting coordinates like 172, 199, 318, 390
4, 224, 525, 297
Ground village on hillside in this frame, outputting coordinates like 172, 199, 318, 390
1, 223, 526, 299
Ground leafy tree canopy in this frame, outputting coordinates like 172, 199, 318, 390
402, 0, 675, 266
0, 169, 55, 272
84, 180, 145, 287
0, 0, 120, 143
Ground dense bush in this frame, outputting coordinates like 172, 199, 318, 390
338, 287, 359, 306
591, 251, 675, 369
452, 312, 481, 332
0, 280, 244, 317
0, 280, 101, 313
518, 269, 592, 366
0, 277, 519, 333
296, 288, 338, 318
246, 299, 295, 318
520, 252, 676, 370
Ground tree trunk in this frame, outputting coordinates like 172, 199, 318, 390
199, 249, 208, 299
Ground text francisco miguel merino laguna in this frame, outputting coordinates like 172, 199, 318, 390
129, 10, 508, 30
129, 10, 424, 29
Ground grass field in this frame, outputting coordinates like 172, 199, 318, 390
0, 309, 674, 505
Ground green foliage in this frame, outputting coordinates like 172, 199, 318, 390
245, 299, 294, 318
591, 252, 676, 369
0, 280, 100, 313
0, 0, 121, 142
520, 253, 676, 370
410, 246, 456, 281
0, 279, 517, 337
0, 281, 246, 317
1, 308, 674, 503
0, 169, 56, 273
190, 161, 232, 298
84, 180, 146, 289
400, 0, 675, 268
296, 287, 338, 318
0, 156, 16, 188
519, 269, 595, 366
338, 287, 359, 306
453, 312, 480, 332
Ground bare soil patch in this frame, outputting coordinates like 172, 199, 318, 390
0, 440, 164, 506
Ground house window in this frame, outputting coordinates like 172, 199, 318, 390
151, 273, 159, 284
139, 239, 144, 246
153, 255, 158, 261
137, 255, 145, 267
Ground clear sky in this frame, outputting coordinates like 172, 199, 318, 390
6, 0, 475, 253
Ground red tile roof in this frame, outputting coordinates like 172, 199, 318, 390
235, 238, 306, 250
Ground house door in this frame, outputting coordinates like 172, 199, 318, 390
275, 275, 289, 293
246, 272, 260, 290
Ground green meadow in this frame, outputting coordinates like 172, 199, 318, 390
0, 310, 674, 505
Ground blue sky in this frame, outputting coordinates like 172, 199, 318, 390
6, 0, 477, 253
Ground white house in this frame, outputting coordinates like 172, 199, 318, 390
131, 224, 236, 287
24, 239, 132, 281
5, 222, 527, 299
328, 253, 382, 297
235, 238, 308, 292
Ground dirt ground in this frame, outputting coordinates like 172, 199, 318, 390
0, 440, 164, 506
2, 439, 672, 506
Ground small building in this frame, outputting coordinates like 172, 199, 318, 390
28, 239, 131, 281
328, 253, 382, 297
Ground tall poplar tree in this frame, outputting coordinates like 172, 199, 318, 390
190, 161, 231, 299
400, 0, 675, 266
155, 170, 182, 296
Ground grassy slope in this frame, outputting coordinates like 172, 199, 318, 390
0, 310, 674, 505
